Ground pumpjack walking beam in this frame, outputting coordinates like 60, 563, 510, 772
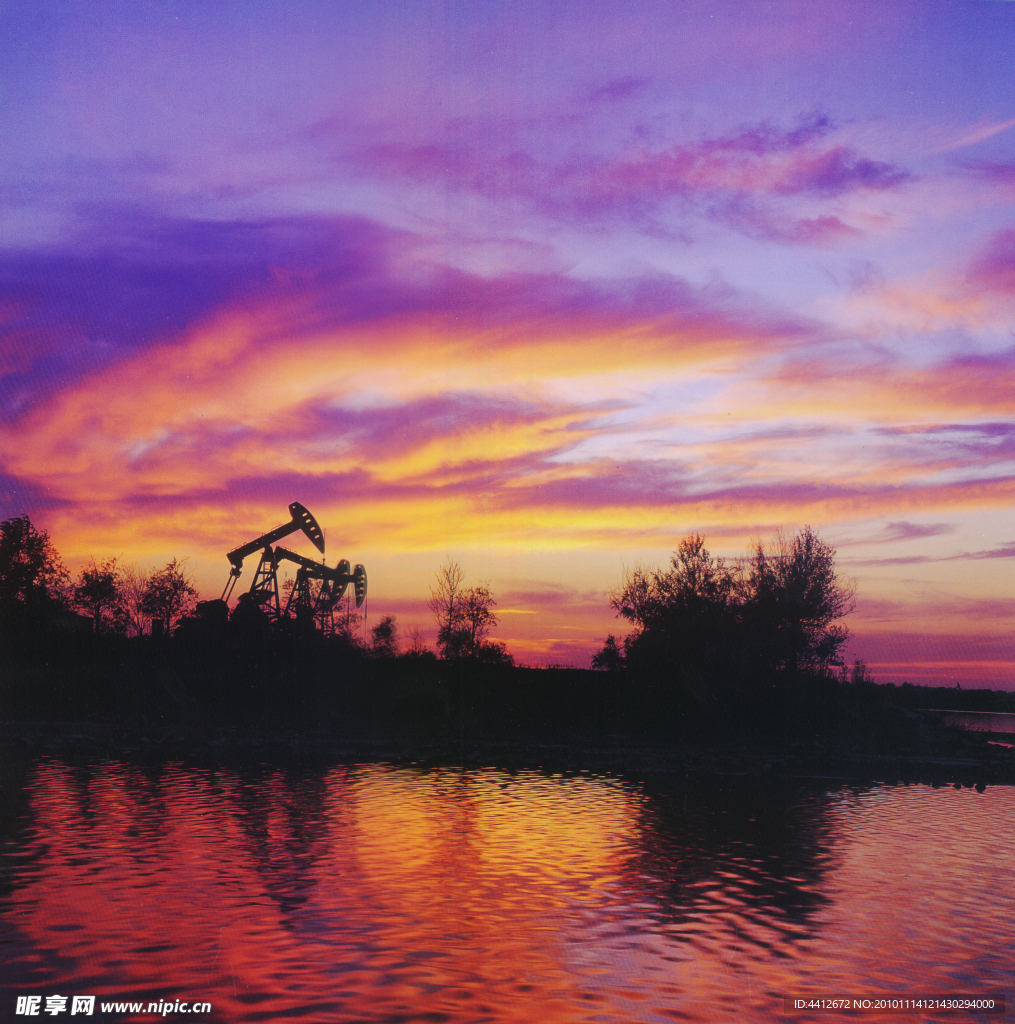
221, 502, 325, 602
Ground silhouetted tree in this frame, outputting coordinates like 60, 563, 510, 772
747, 527, 854, 679
73, 557, 127, 634
459, 583, 498, 653
140, 558, 197, 635
470, 638, 514, 666
427, 558, 465, 659
120, 564, 151, 636
405, 624, 429, 655
591, 633, 625, 671
843, 658, 874, 686
0, 515, 70, 641
614, 534, 741, 704
330, 603, 367, 649
0, 515, 69, 611
427, 559, 504, 660
610, 528, 855, 721
370, 614, 400, 658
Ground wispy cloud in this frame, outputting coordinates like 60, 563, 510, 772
763, 347, 1015, 419
875, 521, 956, 544
940, 117, 1015, 152
349, 113, 913, 243
584, 77, 651, 105
851, 541, 1015, 567
965, 160, 1015, 186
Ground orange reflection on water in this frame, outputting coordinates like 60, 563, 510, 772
3, 763, 1014, 1023
4, 763, 646, 1023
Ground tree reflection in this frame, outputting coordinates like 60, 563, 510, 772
623, 775, 865, 950
226, 767, 336, 925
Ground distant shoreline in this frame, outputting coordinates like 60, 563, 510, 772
4, 716, 1014, 789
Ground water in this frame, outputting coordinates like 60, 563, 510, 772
1, 759, 1011, 1022
929, 710, 1015, 736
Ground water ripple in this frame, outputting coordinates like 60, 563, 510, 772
0, 762, 1011, 1022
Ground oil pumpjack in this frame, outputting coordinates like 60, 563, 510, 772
222, 502, 366, 632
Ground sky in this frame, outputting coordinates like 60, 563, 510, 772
1, 0, 1014, 683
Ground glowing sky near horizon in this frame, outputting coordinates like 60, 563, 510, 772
2, 0, 1014, 683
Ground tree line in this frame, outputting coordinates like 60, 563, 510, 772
0, 515, 197, 638
7, 511, 990, 756
592, 527, 861, 715
0, 515, 509, 663
2, 511, 854, 694
0, 513, 390, 651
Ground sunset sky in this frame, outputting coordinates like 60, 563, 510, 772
2, 1, 1014, 683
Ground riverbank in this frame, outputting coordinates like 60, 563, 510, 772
3, 715, 1013, 788
4, 634, 1014, 787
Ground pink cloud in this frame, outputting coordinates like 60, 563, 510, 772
708, 204, 861, 244
966, 228, 1015, 295
0, 209, 824, 444
769, 345, 1015, 418
851, 541, 1015, 568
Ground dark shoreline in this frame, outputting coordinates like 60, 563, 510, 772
4, 632, 1015, 789
4, 717, 1013, 789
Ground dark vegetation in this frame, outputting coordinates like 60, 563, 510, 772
1, 514, 1013, 780
599, 529, 858, 731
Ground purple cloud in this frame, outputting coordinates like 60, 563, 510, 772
0, 212, 411, 421
707, 201, 861, 244
585, 77, 651, 105
853, 541, 1015, 567
879, 521, 956, 543
121, 392, 617, 486
966, 161, 1015, 187
966, 228, 1015, 295
91, 409, 1015, 541
848, 555, 936, 567
0, 472, 68, 522
774, 146, 911, 197
498, 583, 609, 620
1, 207, 825, 431
959, 543, 1015, 561
350, 112, 911, 243
699, 115, 835, 156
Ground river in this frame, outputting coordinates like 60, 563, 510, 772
0, 758, 1010, 1022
